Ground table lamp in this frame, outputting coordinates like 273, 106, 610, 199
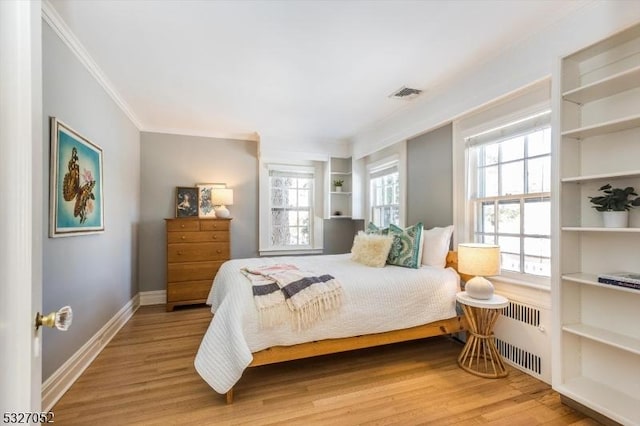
457, 243, 500, 299
212, 188, 233, 218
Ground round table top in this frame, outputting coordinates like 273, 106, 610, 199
456, 291, 508, 309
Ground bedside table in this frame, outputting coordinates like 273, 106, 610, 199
456, 291, 509, 378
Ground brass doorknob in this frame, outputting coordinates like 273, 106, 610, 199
35, 306, 73, 331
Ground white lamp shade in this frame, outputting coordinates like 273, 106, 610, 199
457, 243, 500, 277
212, 188, 233, 206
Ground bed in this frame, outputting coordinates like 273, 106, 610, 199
194, 250, 469, 403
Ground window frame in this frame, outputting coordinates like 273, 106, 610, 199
466, 115, 552, 283
259, 159, 324, 256
267, 165, 315, 250
368, 163, 400, 228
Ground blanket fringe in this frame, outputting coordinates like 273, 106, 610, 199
291, 287, 343, 331
244, 264, 344, 331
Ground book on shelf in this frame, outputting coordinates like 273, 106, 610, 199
597, 272, 640, 290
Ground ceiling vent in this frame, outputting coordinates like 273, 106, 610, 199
389, 86, 423, 100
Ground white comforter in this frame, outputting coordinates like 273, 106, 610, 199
194, 254, 460, 394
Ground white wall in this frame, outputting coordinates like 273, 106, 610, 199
351, 1, 640, 159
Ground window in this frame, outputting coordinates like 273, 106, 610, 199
467, 112, 551, 277
369, 163, 400, 227
269, 168, 314, 248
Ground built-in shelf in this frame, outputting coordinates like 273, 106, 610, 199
561, 226, 640, 233
562, 65, 640, 104
561, 170, 640, 183
328, 157, 353, 219
555, 23, 640, 424
562, 273, 640, 295
564, 23, 640, 66
563, 323, 640, 356
561, 114, 640, 139
557, 377, 640, 425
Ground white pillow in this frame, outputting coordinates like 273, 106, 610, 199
421, 225, 454, 268
351, 231, 394, 268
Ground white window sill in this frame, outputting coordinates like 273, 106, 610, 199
259, 248, 324, 257
490, 273, 551, 292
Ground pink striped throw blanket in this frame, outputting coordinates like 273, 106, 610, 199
241, 263, 343, 331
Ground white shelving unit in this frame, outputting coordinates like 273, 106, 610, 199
552, 23, 640, 425
328, 157, 352, 219
561, 227, 640, 232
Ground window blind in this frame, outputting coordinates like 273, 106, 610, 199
465, 110, 551, 148
369, 163, 398, 179
269, 169, 314, 179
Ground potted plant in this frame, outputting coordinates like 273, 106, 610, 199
589, 184, 640, 228
333, 179, 344, 192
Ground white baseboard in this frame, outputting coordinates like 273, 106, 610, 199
41, 294, 140, 412
139, 290, 166, 306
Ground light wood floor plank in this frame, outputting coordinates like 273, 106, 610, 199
52, 305, 599, 425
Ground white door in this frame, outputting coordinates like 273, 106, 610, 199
0, 0, 43, 416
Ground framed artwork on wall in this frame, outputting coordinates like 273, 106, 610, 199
197, 183, 226, 218
175, 187, 199, 218
49, 117, 104, 237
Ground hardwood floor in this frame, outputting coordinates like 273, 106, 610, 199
52, 305, 599, 425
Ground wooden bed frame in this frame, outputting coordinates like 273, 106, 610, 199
224, 251, 471, 403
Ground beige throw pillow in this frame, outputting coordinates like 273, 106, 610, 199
351, 232, 394, 268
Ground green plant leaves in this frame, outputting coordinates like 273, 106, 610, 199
588, 184, 640, 211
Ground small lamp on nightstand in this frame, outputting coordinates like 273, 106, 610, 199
212, 188, 234, 218
458, 243, 500, 300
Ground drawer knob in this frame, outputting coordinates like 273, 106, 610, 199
181, 235, 186, 240
177, 251, 183, 255
180, 224, 185, 228
212, 235, 217, 240
216, 250, 221, 254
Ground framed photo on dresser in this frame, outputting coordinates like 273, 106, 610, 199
175, 187, 199, 218
196, 183, 226, 218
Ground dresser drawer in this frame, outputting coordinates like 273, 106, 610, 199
167, 231, 230, 244
166, 219, 200, 232
200, 220, 230, 232
167, 280, 212, 302
167, 261, 224, 282
167, 242, 230, 262
165, 217, 231, 311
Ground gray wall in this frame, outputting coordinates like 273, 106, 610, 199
42, 23, 141, 380
407, 124, 453, 228
139, 132, 258, 292
323, 219, 364, 255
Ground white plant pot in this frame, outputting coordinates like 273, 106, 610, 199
602, 211, 628, 228
335, 186, 342, 192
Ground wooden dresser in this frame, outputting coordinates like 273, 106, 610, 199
165, 218, 231, 311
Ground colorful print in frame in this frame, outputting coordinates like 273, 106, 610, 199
49, 118, 104, 237
197, 183, 226, 218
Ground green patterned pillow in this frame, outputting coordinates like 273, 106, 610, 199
366, 222, 389, 235
387, 222, 424, 269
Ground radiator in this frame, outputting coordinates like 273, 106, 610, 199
493, 299, 551, 383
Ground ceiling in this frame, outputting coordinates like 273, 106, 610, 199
48, 0, 587, 149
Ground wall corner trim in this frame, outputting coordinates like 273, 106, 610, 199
41, 0, 143, 130
41, 294, 141, 411
139, 290, 167, 306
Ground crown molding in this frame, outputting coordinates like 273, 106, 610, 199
41, 0, 143, 129
141, 126, 260, 142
